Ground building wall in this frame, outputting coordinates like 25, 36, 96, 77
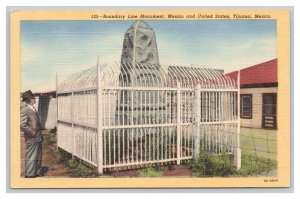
240, 87, 277, 128
36, 96, 57, 130
44, 98, 57, 129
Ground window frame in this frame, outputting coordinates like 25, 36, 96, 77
240, 94, 253, 119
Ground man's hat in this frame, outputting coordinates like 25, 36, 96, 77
22, 90, 35, 102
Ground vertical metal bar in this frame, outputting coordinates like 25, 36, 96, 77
176, 83, 181, 165
156, 91, 159, 124
71, 92, 75, 157
113, 129, 116, 164
218, 92, 220, 122
144, 91, 150, 124
234, 71, 241, 169
205, 92, 208, 122
83, 127, 85, 160
127, 129, 129, 163
140, 129, 143, 162
173, 126, 175, 159
187, 127, 190, 156
118, 129, 120, 164
131, 129, 133, 162
139, 90, 142, 125
122, 129, 125, 164
227, 92, 230, 121
88, 128, 91, 162
56, 74, 59, 150
142, 91, 145, 125
157, 127, 159, 161
164, 127, 167, 160
149, 129, 151, 161
161, 127, 164, 160
153, 129, 155, 161
122, 90, 125, 125
170, 127, 172, 159
127, 90, 130, 125
230, 92, 233, 124
145, 129, 147, 162
148, 91, 150, 124
104, 130, 106, 166
168, 91, 171, 123
117, 90, 120, 126
108, 130, 111, 165
193, 84, 201, 158
108, 90, 110, 126
222, 92, 224, 121
218, 91, 224, 152
209, 92, 211, 122
134, 129, 139, 162
143, 130, 145, 162
169, 91, 171, 123
208, 125, 211, 153
131, 90, 134, 125
97, 62, 103, 174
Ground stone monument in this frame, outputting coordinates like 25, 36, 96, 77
118, 20, 164, 125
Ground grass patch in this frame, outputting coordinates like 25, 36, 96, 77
240, 128, 277, 160
52, 148, 72, 164
188, 151, 277, 177
237, 154, 277, 176
53, 148, 98, 178
188, 152, 235, 177
43, 127, 57, 145
138, 167, 163, 177
68, 159, 99, 178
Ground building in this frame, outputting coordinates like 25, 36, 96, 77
226, 59, 277, 129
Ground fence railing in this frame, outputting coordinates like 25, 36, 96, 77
56, 62, 240, 174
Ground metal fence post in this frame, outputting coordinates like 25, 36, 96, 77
56, 73, 58, 127
97, 60, 104, 174
193, 84, 201, 159
71, 91, 75, 158
56, 73, 58, 150
234, 71, 241, 169
176, 82, 181, 165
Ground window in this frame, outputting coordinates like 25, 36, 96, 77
240, 94, 252, 118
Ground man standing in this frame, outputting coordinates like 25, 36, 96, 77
20, 90, 43, 178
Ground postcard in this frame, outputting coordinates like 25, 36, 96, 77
10, 9, 290, 188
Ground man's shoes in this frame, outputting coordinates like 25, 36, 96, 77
25, 175, 37, 178
36, 166, 48, 177
36, 173, 45, 177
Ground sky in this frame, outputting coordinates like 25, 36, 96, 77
21, 20, 276, 92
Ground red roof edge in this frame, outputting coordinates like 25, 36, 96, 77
226, 59, 277, 85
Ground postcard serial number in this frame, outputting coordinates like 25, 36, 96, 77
264, 179, 278, 182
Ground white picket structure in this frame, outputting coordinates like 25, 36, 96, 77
56, 62, 240, 174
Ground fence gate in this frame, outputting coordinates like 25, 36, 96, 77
56, 62, 240, 174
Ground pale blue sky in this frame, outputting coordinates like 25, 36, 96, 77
21, 20, 276, 92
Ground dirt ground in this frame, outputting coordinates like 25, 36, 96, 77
21, 132, 73, 177
20, 132, 192, 178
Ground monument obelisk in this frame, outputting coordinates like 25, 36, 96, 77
121, 20, 160, 65
118, 20, 162, 125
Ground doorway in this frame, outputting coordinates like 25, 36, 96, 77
262, 93, 277, 129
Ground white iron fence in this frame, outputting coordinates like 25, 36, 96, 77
56, 62, 240, 174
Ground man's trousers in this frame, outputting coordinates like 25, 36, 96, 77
25, 141, 42, 177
